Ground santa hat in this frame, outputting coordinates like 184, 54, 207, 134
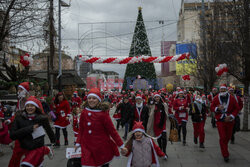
18, 82, 30, 93
153, 92, 161, 98
202, 94, 206, 98
73, 91, 78, 95
178, 89, 184, 94
135, 94, 142, 100
132, 121, 145, 133
39, 97, 45, 101
212, 87, 217, 91
220, 84, 227, 90
228, 87, 234, 91
177, 87, 181, 90
87, 88, 102, 102
25, 96, 44, 114
123, 94, 129, 99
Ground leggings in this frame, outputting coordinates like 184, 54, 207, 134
55, 127, 68, 143
178, 121, 187, 142
157, 132, 167, 154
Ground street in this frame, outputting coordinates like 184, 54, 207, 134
1, 107, 250, 167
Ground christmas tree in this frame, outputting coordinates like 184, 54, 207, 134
122, 7, 158, 90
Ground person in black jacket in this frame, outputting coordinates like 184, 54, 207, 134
191, 96, 207, 149
130, 94, 149, 132
116, 95, 133, 140
10, 96, 55, 167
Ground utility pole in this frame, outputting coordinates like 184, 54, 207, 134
49, 0, 55, 96
58, 0, 62, 92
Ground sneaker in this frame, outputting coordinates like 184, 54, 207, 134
47, 147, 54, 160
199, 143, 205, 148
194, 137, 198, 144
224, 157, 229, 162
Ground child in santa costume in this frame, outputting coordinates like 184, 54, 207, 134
72, 107, 81, 144
71, 91, 82, 111
173, 90, 189, 145
122, 121, 167, 167
74, 88, 126, 167
210, 84, 239, 162
0, 110, 12, 157
54, 92, 71, 146
9, 96, 55, 167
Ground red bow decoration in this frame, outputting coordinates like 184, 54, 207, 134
182, 75, 191, 81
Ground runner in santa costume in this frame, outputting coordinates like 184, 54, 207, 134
191, 96, 207, 149
173, 90, 189, 145
71, 91, 82, 110
228, 87, 243, 144
71, 107, 81, 144
210, 84, 239, 162
131, 94, 149, 131
10, 96, 55, 167
152, 93, 167, 154
54, 92, 71, 146
8, 82, 31, 167
208, 87, 218, 128
74, 88, 126, 167
122, 121, 167, 167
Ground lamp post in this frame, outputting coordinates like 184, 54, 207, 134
57, 0, 70, 92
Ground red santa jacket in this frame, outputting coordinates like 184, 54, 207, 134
125, 137, 165, 167
71, 96, 82, 109
72, 115, 80, 134
173, 98, 188, 124
76, 107, 123, 166
234, 95, 243, 112
153, 104, 166, 138
210, 93, 239, 121
54, 100, 71, 128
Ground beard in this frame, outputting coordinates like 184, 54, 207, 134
136, 102, 143, 108
219, 92, 228, 96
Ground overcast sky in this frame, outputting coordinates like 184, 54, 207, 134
59, 0, 183, 78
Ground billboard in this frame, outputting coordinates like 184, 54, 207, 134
176, 43, 197, 75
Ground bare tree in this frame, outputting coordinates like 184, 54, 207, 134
208, 0, 250, 131
0, 0, 48, 89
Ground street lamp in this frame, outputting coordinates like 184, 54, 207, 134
57, 0, 70, 92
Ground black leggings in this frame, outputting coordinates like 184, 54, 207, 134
102, 164, 109, 167
116, 120, 121, 130
55, 127, 68, 143
178, 121, 187, 142
157, 132, 167, 154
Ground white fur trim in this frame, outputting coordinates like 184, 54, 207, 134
75, 143, 80, 147
230, 114, 235, 120
119, 144, 125, 149
85, 108, 102, 112
53, 125, 68, 128
21, 162, 34, 167
132, 128, 145, 133
87, 93, 101, 102
18, 85, 28, 93
220, 86, 227, 89
135, 96, 142, 99
25, 101, 39, 108
153, 94, 161, 98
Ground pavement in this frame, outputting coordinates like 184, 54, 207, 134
0, 107, 250, 167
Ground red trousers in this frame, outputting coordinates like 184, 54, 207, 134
216, 121, 234, 158
193, 121, 205, 143
8, 140, 50, 167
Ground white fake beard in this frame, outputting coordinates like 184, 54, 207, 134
18, 90, 27, 99
136, 103, 143, 108
219, 92, 228, 96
